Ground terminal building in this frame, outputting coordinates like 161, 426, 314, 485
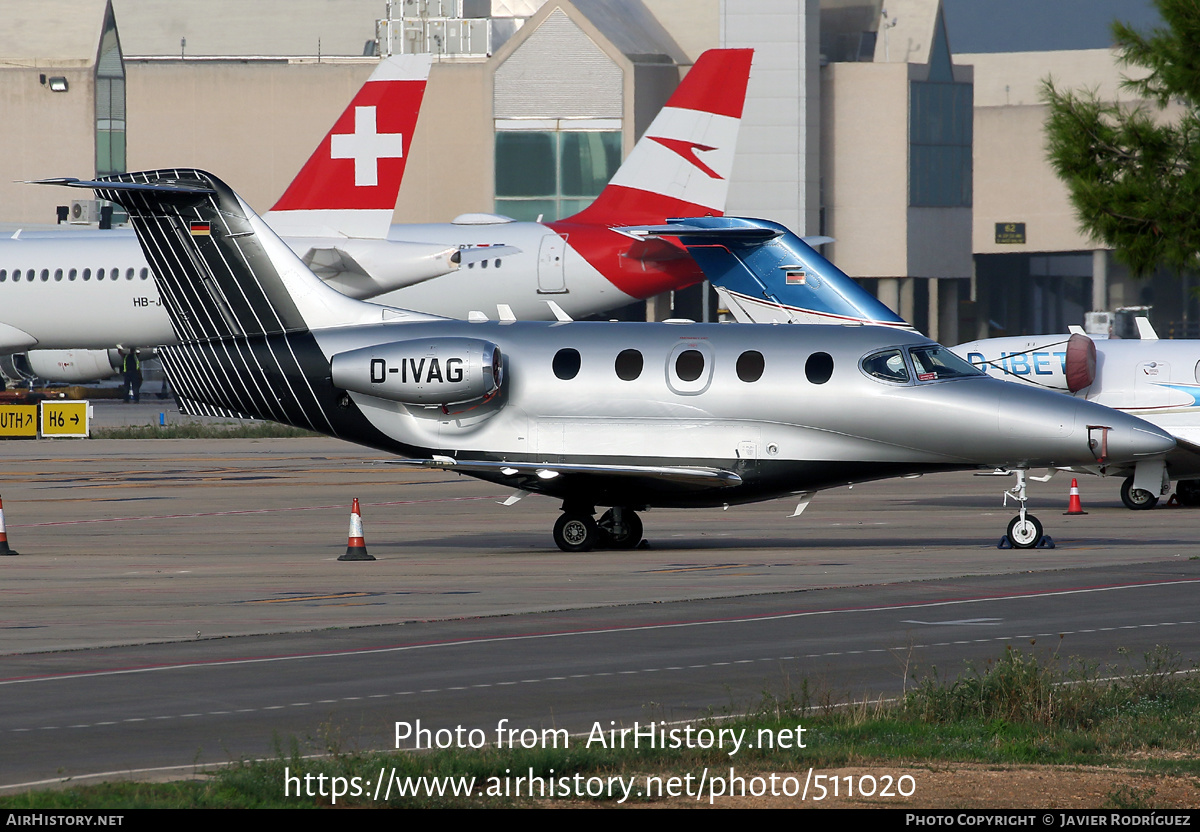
0, 0, 1179, 340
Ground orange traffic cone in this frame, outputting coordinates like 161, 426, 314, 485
1063, 478, 1088, 515
338, 498, 374, 561
0, 495, 18, 556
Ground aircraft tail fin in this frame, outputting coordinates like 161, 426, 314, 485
562, 48, 752, 226
263, 54, 433, 239
625, 217, 913, 328
44, 169, 422, 436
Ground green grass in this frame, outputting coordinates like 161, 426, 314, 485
91, 422, 318, 439
4, 644, 1198, 808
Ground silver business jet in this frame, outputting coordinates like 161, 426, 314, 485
45, 171, 1176, 551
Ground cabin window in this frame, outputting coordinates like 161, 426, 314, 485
69, 268, 78, 281
54, 269, 63, 281
675, 350, 705, 382
805, 352, 834, 384
82, 269, 91, 281
125, 268, 134, 280
40, 269, 49, 281
736, 350, 765, 382
553, 348, 581, 380
139, 268, 149, 280
615, 349, 643, 381
862, 349, 909, 383
0, 270, 6, 282
97, 268, 105, 281
25, 269, 34, 281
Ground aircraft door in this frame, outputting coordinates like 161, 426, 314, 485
537, 234, 567, 294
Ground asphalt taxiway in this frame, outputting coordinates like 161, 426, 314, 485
1, 434, 1198, 788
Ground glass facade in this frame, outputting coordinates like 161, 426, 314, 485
95, 6, 126, 178
495, 130, 621, 221
909, 80, 972, 207
908, 11, 972, 208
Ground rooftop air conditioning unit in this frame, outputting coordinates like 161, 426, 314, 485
69, 199, 98, 225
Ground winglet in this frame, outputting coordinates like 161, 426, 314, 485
630, 217, 912, 328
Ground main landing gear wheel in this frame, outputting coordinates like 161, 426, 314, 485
1120, 476, 1158, 510
1175, 480, 1200, 507
597, 508, 643, 549
553, 513, 599, 552
1006, 514, 1043, 549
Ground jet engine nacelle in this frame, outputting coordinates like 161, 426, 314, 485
954, 332, 1096, 394
8, 349, 122, 383
330, 337, 503, 407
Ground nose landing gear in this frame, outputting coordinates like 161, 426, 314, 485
1002, 469, 1047, 549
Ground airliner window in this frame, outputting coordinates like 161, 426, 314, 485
69, 268, 77, 281
675, 349, 705, 382
25, 269, 34, 281
82, 269, 91, 281
54, 269, 63, 281
126, 268, 134, 280
97, 268, 105, 281
615, 349, 643, 381
553, 348, 581, 380
0, 270, 6, 282
909, 346, 981, 382
139, 268, 149, 280
805, 352, 834, 384
40, 269, 49, 281
862, 349, 909, 383
736, 350, 765, 382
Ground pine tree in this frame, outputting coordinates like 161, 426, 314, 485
1043, 0, 1200, 277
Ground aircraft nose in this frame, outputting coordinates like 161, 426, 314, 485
1101, 417, 1176, 462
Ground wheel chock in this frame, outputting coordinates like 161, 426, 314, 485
997, 535, 1012, 549
1036, 535, 1055, 549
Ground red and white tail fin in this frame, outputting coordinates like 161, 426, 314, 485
563, 48, 753, 226
264, 54, 432, 239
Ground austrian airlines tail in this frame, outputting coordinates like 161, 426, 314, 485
264, 54, 433, 240
565, 48, 752, 226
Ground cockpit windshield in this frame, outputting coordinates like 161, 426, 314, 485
909, 346, 982, 381
861, 345, 982, 385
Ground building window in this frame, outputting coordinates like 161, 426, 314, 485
495, 130, 621, 221
95, 6, 126, 179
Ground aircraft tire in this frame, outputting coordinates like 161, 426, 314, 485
598, 509, 643, 549
1175, 479, 1200, 507
1120, 476, 1159, 510
554, 512, 598, 552
1007, 514, 1042, 549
